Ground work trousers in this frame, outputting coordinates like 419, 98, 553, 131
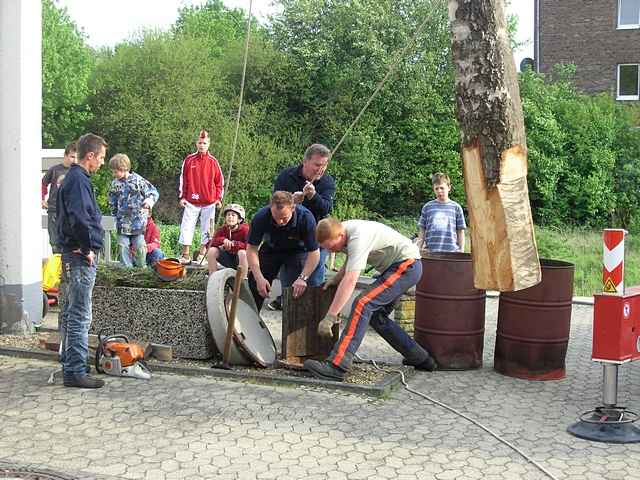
47, 210, 61, 254
328, 258, 430, 371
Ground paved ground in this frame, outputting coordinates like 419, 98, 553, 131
1, 299, 640, 480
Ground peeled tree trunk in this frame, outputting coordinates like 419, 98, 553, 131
449, 0, 541, 291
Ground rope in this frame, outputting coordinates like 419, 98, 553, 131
354, 354, 560, 480
330, 12, 433, 158
224, 0, 253, 197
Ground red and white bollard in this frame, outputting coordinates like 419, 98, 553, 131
602, 228, 625, 295
568, 228, 640, 443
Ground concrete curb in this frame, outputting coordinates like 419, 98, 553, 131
0, 346, 410, 398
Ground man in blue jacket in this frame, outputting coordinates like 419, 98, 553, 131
56, 133, 108, 388
247, 191, 320, 312
269, 143, 335, 310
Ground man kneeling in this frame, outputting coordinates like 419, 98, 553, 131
304, 218, 437, 381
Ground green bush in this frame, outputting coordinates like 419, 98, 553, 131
158, 223, 202, 258
520, 66, 640, 230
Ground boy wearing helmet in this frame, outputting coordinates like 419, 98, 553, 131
206, 203, 249, 274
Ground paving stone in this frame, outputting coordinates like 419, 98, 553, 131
2, 300, 640, 479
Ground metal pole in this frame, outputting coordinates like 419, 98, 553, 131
602, 363, 619, 407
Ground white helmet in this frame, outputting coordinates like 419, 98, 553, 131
223, 203, 245, 222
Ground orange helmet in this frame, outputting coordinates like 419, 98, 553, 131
154, 258, 186, 282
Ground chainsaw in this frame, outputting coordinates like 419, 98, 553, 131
95, 332, 151, 380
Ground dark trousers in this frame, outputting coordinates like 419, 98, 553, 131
249, 250, 307, 311
47, 210, 61, 254
328, 259, 430, 371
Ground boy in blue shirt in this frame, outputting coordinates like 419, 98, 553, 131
417, 173, 466, 254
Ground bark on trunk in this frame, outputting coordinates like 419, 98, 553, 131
449, 0, 541, 291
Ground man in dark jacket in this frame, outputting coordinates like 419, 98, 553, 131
41, 141, 77, 253
247, 191, 320, 312
56, 133, 108, 388
269, 143, 335, 310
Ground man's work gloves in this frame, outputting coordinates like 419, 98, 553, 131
318, 313, 339, 338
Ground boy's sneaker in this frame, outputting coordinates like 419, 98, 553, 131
63, 374, 105, 389
402, 356, 437, 372
178, 256, 191, 265
266, 298, 282, 311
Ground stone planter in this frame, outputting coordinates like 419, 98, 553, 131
91, 285, 217, 359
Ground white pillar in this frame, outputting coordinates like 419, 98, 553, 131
0, 0, 43, 333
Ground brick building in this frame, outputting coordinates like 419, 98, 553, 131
534, 0, 640, 101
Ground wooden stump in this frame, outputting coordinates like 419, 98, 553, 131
282, 286, 338, 366
449, 0, 541, 291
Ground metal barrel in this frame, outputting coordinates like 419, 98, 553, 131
495, 258, 575, 380
414, 253, 486, 370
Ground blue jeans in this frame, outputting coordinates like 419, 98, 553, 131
328, 259, 429, 370
307, 247, 328, 287
146, 248, 165, 266
248, 250, 307, 311
118, 233, 146, 267
59, 252, 96, 377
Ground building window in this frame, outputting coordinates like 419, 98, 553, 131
618, 0, 640, 28
618, 64, 639, 100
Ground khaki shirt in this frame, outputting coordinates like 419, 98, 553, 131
342, 220, 419, 274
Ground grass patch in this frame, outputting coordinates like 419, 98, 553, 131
534, 226, 640, 297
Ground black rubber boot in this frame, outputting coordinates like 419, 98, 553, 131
63, 374, 105, 389
62, 365, 91, 376
403, 355, 437, 372
304, 359, 345, 381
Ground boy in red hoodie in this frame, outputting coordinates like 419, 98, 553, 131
206, 204, 249, 274
141, 207, 165, 266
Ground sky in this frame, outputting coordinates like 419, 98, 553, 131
56, 0, 534, 66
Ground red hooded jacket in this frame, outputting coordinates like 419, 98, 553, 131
208, 223, 249, 254
144, 217, 161, 254
178, 152, 224, 206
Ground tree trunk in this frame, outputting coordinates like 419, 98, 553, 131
449, 0, 541, 291
282, 286, 338, 366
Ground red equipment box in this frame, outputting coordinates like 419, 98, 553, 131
592, 286, 640, 363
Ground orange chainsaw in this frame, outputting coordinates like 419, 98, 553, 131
95, 332, 151, 380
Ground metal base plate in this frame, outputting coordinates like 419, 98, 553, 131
568, 407, 640, 443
